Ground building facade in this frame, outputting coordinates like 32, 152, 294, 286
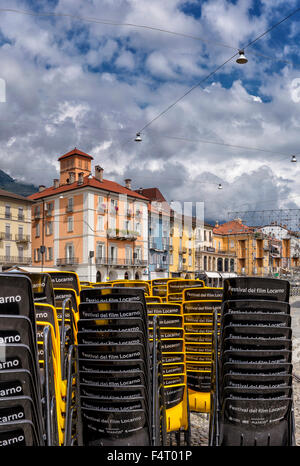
0, 188, 33, 270
29, 148, 149, 282
137, 188, 171, 280
169, 211, 196, 279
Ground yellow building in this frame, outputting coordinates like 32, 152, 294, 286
0, 188, 33, 270
213, 218, 271, 276
169, 211, 196, 278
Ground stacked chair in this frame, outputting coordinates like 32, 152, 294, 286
0, 273, 50, 445
166, 279, 205, 304
209, 277, 295, 446
71, 286, 165, 446
147, 302, 190, 445
112, 281, 151, 297
182, 287, 223, 414
19, 271, 78, 445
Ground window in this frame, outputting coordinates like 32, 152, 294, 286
125, 247, 132, 264
109, 245, 118, 263
5, 224, 10, 240
109, 216, 116, 230
111, 198, 118, 214
48, 247, 53, 261
46, 221, 53, 235
18, 226, 23, 240
188, 255, 192, 266
18, 207, 24, 220
96, 242, 105, 260
5, 205, 11, 219
5, 244, 10, 260
35, 223, 40, 238
65, 243, 74, 261
97, 215, 104, 231
135, 222, 141, 235
67, 197, 74, 212
67, 216, 73, 232
134, 248, 141, 261
204, 230, 207, 241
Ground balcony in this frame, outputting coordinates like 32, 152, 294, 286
56, 257, 79, 266
107, 229, 138, 241
15, 234, 30, 243
95, 257, 147, 267
66, 205, 73, 213
0, 255, 31, 265
155, 262, 168, 272
0, 232, 12, 240
97, 204, 107, 214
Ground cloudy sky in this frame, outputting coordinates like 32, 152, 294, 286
1, 0, 300, 223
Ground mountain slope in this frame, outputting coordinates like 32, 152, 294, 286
0, 169, 38, 197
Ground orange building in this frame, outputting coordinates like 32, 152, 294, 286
29, 148, 149, 282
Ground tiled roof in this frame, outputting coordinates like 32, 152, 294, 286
0, 188, 35, 203
139, 187, 167, 203
58, 147, 94, 161
213, 219, 254, 235
28, 175, 149, 201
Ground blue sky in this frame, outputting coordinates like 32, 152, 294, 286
0, 0, 300, 222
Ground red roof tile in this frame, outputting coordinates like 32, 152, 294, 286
138, 187, 167, 203
213, 219, 254, 235
58, 147, 94, 161
28, 175, 149, 201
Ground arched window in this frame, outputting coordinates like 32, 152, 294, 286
230, 259, 235, 272
224, 258, 229, 272
135, 272, 140, 280
217, 258, 223, 272
96, 271, 101, 282
124, 272, 129, 280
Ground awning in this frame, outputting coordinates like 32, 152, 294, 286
6, 265, 61, 273
219, 272, 237, 278
205, 271, 221, 278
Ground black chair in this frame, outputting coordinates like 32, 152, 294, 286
64, 287, 163, 446
209, 277, 295, 447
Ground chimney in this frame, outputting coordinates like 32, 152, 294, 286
234, 217, 242, 224
125, 178, 132, 190
39, 185, 46, 192
215, 220, 219, 228
78, 172, 84, 185
53, 179, 59, 189
69, 171, 75, 184
95, 165, 104, 182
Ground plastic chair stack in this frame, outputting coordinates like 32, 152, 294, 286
147, 302, 190, 445
182, 287, 223, 413
0, 273, 46, 446
74, 287, 162, 446
209, 277, 295, 446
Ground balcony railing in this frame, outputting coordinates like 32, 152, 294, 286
0, 232, 12, 240
15, 234, 30, 243
0, 255, 31, 265
107, 229, 139, 240
95, 257, 147, 267
56, 257, 79, 266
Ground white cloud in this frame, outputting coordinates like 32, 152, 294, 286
0, 0, 299, 220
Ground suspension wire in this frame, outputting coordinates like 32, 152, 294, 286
137, 6, 300, 134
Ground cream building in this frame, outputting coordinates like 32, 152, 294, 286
0, 188, 33, 270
